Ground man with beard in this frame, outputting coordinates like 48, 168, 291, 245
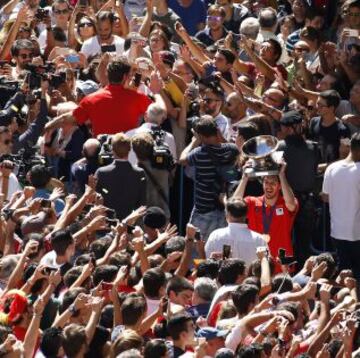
10, 39, 34, 80
200, 82, 230, 140
223, 92, 248, 142
81, 11, 125, 58
233, 160, 298, 269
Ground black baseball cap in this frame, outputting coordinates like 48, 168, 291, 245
280, 110, 303, 126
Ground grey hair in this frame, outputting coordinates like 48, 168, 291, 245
194, 277, 217, 302
116, 349, 142, 358
240, 17, 260, 40
146, 103, 167, 125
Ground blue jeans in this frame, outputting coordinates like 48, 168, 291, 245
190, 208, 226, 242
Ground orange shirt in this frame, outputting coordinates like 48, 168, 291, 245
245, 195, 298, 259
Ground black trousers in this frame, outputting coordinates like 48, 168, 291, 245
293, 194, 317, 268
333, 238, 360, 282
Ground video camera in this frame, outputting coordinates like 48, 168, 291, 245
150, 127, 175, 171
0, 148, 46, 185
97, 134, 113, 167
25, 63, 66, 90
0, 77, 19, 107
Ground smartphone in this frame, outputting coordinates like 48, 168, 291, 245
127, 224, 135, 235
194, 230, 201, 241
66, 54, 80, 63
0, 61, 8, 67
133, 73, 142, 87
41, 199, 52, 208
106, 208, 116, 219
222, 244, 231, 260
162, 297, 169, 312
101, 44, 116, 53
42, 266, 57, 275
106, 218, 118, 226
348, 29, 359, 37
278, 248, 297, 266
79, 0, 88, 6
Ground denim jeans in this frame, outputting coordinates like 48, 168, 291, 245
190, 208, 226, 241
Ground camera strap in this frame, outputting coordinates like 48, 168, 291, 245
262, 199, 276, 235
138, 163, 168, 205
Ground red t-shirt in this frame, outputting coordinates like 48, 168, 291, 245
245, 195, 298, 260
73, 84, 152, 136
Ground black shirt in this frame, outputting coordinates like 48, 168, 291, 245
309, 117, 350, 163
278, 135, 319, 193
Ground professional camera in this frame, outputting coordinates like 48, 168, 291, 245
0, 147, 46, 184
35, 8, 49, 21
97, 134, 113, 166
150, 127, 174, 171
25, 63, 65, 90
0, 77, 19, 107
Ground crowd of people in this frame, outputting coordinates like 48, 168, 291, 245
0, 0, 358, 356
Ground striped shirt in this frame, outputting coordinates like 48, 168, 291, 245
187, 144, 239, 213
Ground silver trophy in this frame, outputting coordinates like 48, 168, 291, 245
242, 135, 281, 177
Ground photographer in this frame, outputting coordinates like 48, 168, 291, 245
9, 39, 35, 80
179, 115, 239, 241
132, 132, 171, 219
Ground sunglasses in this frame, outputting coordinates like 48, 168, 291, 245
54, 9, 69, 14
202, 97, 222, 104
207, 15, 222, 22
294, 47, 309, 53
79, 22, 93, 28
18, 53, 33, 59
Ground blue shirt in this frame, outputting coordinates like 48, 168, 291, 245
168, 0, 206, 36
34, 189, 65, 216
187, 143, 239, 213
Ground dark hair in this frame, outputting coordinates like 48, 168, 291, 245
237, 343, 264, 358
300, 26, 321, 43
218, 259, 246, 285
93, 265, 118, 286
319, 90, 341, 109
305, 7, 324, 21
121, 295, 147, 326
51, 229, 74, 256
259, 7, 277, 29
61, 287, 87, 314
197, 260, 220, 279
63, 266, 84, 288
271, 274, 293, 293
167, 313, 193, 340
217, 48, 236, 64
52, 0, 70, 11
144, 339, 168, 358
351, 132, 360, 152
164, 236, 185, 256
107, 58, 131, 85
194, 116, 218, 137
143, 267, 167, 299
52, 26, 67, 42
267, 39, 283, 62
249, 257, 276, 277
97, 10, 114, 24
276, 302, 299, 322
149, 22, 172, 41
86, 325, 111, 358
231, 284, 259, 315
11, 39, 34, 57
237, 122, 259, 141
225, 198, 248, 219
89, 237, 112, 259
23, 264, 45, 294
166, 276, 194, 296
243, 276, 261, 289
41, 327, 64, 357
314, 253, 337, 279
29, 164, 51, 188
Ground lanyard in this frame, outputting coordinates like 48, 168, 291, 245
262, 199, 276, 234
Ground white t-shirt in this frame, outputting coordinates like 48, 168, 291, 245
205, 223, 265, 266
39, 250, 63, 268
81, 35, 125, 58
126, 123, 177, 165
0, 173, 21, 201
322, 159, 360, 241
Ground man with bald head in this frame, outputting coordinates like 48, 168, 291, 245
223, 92, 248, 142
71, 138, 101, 195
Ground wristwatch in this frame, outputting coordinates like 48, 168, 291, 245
69, 304, 77, 315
